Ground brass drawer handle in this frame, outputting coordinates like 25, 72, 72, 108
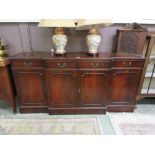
28, 62, 32, 67
123, 62, 132, 67
90, 62, 99, 68
57, 62, 66, 68
23, 62, 28, 67
23, 62, 32, 67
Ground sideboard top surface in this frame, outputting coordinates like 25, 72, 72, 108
9, 51, 145, 60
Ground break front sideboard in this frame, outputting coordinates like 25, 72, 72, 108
10, 52, 145, 114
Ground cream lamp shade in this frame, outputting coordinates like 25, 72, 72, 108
38, 19, 76, 27
76, 19, 112, 30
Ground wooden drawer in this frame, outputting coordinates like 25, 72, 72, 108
46, 61, 77, 69
112, 60, 144, 68
11, 60, 44, 68
79, 61, 110, 69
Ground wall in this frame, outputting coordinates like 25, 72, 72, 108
0, 23, 155, 56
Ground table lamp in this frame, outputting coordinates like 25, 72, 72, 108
0, 39, 8, 60
77, 19, 112, 55
38, 19, 76, 55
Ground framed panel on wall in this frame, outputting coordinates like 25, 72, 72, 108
115, 23, 147, 55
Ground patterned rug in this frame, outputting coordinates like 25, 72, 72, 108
109, 113, 155, 135
0, 117, 103, 135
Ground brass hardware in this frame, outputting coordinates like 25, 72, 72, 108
57, 62, 66, 68
123, 61, 132, 67
23, 62, 32, 67
90, 62, 99, 68
23, 62, 28, 67
28, 62, 32, 67
89, 25, 99, 34
55, 27, 65, 34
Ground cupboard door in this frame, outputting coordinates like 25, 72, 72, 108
14, 70, 46, 106
110, 69, 142, 105
46, 71, 79, 107
80, 71, 109, 106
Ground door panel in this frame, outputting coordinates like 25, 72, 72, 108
80, 71, 109, 106
46, 71, 79, 107
110, 69, 142, 104
14, 70, 45, 105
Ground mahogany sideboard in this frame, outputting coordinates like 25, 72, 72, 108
0, 59, 16, 113
10, 52, 145, 114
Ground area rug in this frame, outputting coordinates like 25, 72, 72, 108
108, 114, 155, 135
0, 117, 103, 135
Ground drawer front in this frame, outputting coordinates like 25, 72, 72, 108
79, 61, 110, 69
11, 60, 44, 68
46, 61, 77, 69
112, 60, 144, 68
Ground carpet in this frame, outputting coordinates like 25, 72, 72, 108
0, 117, 103, 135
109, 113, 155, 135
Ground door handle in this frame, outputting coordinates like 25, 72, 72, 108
23, 62, 28, 67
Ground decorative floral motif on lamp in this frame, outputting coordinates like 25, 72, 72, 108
86, 33, 101, 54
53, 34, 67, 54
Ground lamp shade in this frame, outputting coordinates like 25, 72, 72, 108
38, 19, 76, 27
76, 19, 112, 30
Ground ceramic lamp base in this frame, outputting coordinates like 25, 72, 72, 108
86, 27, 101, 56
53, 28, 67, 55
54, 50, 66, 55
